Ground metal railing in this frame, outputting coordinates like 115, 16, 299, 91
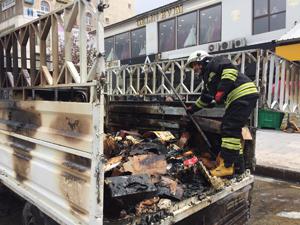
0, 0, 104, 88
107, 58, 203, 102
260, 51, 300, 113
106, 49, 300, 114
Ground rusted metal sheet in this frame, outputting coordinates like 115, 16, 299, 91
0, 101, 93, 152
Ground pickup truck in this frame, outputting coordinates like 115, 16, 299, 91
0, 87, 255, 225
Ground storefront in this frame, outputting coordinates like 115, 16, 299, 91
104, 0, 300, 64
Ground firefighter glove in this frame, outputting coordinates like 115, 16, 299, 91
215, 91, 225, 104
186, 104, 201, 114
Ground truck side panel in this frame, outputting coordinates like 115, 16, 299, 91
0, 100, 94, 225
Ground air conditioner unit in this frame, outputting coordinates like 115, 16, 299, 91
208, 43, 219, 53
219, 41, 233, 51
233, 38, 247, 48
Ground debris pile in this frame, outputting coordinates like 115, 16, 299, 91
103, 130, 219, 220
281, 113, 300, 133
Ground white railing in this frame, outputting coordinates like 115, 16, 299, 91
107, 49, 300, 114
260, 51, 300, 113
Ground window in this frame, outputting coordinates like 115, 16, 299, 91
177, 12, 197, 49
115, 32, 130, 60
128, 3, 132, 9
159, 18, 176, 52
131, 27, 146, 58
86, 13, 92, 26
253, 0, 286, 34
199, 4, 221, 44
105, 17, 110, 23
24, 8, 34, 17
105, 37, 115, 61
40, 1, 50, 12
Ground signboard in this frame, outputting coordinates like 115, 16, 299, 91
137, 4, 183, 27
1, 0, 15, 11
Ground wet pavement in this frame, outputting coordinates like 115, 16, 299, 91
1, 176, 300, 225
249, 176, 300, 225
256, 130, 300, 173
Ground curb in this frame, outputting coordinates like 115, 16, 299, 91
254, 165, 300, 183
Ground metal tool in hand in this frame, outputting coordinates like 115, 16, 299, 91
157, 66, 214, 156
157, 66, 223, 189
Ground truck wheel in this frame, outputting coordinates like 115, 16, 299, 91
22, 203, 58, 225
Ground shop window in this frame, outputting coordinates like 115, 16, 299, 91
253, 0, 286, 34
159, 18, 176, 52
177, 12, 197, 49
199, 4, 221, 44
105, 37, 115, 61
115, 32, 130, 60
131, 27, 146, 58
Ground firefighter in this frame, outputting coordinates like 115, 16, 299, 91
186, 50, 259, 177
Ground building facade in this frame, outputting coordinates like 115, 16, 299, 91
100, 0, 135, 26
0, 0, 136, 34
104, 0, 300, 64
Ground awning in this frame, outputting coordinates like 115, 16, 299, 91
276, 23, 300, 61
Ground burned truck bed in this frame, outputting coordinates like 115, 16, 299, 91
102, 101, 256, 225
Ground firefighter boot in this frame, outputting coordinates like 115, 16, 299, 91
210, 157, 234, 177
234, 155, 245, 175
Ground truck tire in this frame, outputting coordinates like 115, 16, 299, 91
22, 203, 58, 225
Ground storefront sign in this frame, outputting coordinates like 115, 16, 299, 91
137, 4, 183, 27
1, 0, 15, 11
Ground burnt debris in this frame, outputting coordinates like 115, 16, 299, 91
104, 130, 219, 221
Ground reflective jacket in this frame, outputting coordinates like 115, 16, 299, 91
195, 56, 259, 109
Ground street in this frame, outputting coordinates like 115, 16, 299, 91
249, 176, 300, 225
1, 176, 300, 225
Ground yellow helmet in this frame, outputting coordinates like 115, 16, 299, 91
187, 50, 211, 68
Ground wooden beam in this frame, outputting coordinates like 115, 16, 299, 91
29, 25, 36, 85
0, 41, 4, 87
54, 14, 64, 27
51, 15, 59, 84
12, 34, 18, 82
21, 26, 30, 45
64, 7, 73, 84
21, 44, 27, 70
66, 61, 80, 83
22, 69, 31, 86
31, 23, 41, 39
6, 72, 14, 87
79, 0, 87, 83
41, 65, 53, 85
41, 16, 52, 40
40, 39, 47, 85
65, 2, 79, 32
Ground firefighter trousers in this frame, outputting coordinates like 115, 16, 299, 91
220, 94, 258, 169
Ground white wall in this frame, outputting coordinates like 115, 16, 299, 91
222, 0, 252, 41
286, 0, 300, 30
